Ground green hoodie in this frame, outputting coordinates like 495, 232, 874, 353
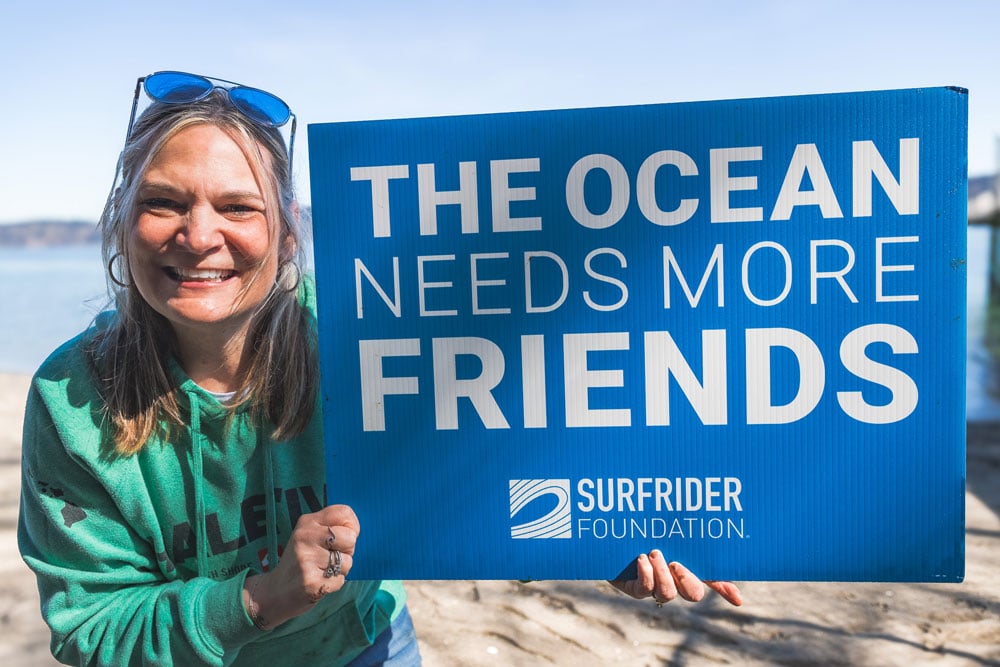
18, 281, 405, 666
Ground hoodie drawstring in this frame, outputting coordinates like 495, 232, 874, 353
187, 391, 210, 577
260, 429, 280, 570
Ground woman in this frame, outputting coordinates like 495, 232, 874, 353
18, 71, 739, 667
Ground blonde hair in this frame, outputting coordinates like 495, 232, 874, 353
92, 91, 316, 455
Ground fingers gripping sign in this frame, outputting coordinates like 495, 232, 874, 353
609, 550, 743, 608
243, 504, 360, 630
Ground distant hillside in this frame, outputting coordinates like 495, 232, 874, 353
0, 221, 100, 247
970, 173, 997, 198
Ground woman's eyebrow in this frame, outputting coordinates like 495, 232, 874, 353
137, 181, 264, 201
137, 181, 181, 194
222, 190, 266, 200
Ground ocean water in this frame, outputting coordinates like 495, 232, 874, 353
0, 244, 107, 375
966, 224, 1000, 421
2, 231, 1000, 420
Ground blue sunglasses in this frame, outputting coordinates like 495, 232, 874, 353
125, 70, 297, 166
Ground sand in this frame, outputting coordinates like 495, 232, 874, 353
2, 372, 997, 666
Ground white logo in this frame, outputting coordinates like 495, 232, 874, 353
509, 479, 572, 539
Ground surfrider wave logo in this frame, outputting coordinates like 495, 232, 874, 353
509, 479, 572, 539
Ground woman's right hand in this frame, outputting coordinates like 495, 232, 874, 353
242, 504, 359, 630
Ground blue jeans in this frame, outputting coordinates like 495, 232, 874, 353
346, 606, 422, 666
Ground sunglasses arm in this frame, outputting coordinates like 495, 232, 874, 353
124, 77, 146, 143
287, 114, 298, 173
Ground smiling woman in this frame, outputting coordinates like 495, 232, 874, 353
16, 72, 418, 667
98, 79, 309, 456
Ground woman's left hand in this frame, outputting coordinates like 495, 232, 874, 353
609, 550, 743, 606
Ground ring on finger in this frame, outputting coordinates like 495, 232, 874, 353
326, 526, 336, 551
324, 549, 343, 578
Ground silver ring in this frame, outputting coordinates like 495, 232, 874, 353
325, 527, 337, 551
324, 549, 342, 578
653, 596, 665, 608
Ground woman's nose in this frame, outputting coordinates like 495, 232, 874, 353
176, 205, 224, 252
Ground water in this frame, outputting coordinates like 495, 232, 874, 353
966, 224, 1000, 421
3, 234, 1000, 420
0, 244, 108, 374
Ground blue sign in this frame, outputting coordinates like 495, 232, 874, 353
308, 88, 967, 581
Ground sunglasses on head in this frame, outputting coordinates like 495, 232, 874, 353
125, 70, 297, 166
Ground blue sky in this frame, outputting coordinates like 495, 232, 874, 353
0, 0, 997, 223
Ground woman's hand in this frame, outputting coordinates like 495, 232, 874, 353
609, 550, 743, 607
242, 504, 359, 630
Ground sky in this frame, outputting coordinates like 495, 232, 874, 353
0, 0, 997, 224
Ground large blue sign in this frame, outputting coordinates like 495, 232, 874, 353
308, 88, 967, 581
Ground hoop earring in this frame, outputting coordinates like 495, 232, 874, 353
276, 259, 301, 293
108, 252, 130, 288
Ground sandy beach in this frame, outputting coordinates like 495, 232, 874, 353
2, 372, 997, 666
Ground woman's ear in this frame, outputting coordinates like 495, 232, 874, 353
281, 232, 297, 262
281, 201, 301, 261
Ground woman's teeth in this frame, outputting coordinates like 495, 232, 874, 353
167, 267, 235, 281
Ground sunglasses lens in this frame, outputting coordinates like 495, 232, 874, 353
144, 72, 213, 103
228, 87, 292, 127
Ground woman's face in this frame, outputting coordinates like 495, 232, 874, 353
127, 123, 280, 346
